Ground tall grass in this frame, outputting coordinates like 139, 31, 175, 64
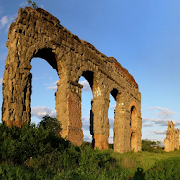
0, 122, 179, 179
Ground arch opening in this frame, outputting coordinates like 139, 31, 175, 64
81, 71, 94, 90
78, 71, 94, 145
33, 48, 58, 72
108, 88, 119, 148
30, 50, 59, 125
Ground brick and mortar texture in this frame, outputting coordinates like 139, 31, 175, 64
164, 121, 179, 152
2, 7, 142, 153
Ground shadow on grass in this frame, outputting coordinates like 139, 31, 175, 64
129, 167, 145, 180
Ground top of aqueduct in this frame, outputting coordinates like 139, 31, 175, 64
7, 7, 138, 89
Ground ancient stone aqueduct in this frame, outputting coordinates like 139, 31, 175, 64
1, 7, 142, 153
164, 121, 179, 152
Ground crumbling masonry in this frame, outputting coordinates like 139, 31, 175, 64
164, 121, 179, 152
1, 7, 142, 153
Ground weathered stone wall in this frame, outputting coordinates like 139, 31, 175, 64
164, 121, 179, 152
2, 7, 142, 153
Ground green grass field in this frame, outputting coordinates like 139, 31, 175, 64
112, 150, 180, 172
0, 120, 179, 179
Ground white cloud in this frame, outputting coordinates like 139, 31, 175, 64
0, 78, 2, 85
109, 117, 114, 129
142, 123, 154, 127
143, 117, 180, 127
79, 80, 91, 91
46, 80, 58, 91
149, 130, 166, 135
143, 107, 176, 127
148, 107, 175, 119
47, 86, 57, 91
82, 116, 90, 131
0, 15, 16, 32
83, 134, 92, 142
143, 117, 169, 126
142, 117, 153, 122
31, 106, 56, 119
153, 119, 170, 126
109, 105, 116, 109
174, 121, 180, 126
0, 16, 8, 29
108, 135, 114, 144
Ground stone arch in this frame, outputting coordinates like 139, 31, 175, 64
74, 67, 104, 98
33, 48, 58, 70
26, 42, 65, 79
129, 101, 138, 152
2, 7, 142, 153
76, 70, 94, 90
110, 88, 119, 101
2, 42, 64, 126
30, 47, 61, 122
30, 57, 59, 124
76, 69, 108, 149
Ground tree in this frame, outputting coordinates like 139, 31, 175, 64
142, 139, 156, 152
38, 115, 62, 135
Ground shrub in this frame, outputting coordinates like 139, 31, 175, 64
38, 115, 62, 135
27, 0, 38, 9
0, 121, 69, 165
0, 163, 44, 180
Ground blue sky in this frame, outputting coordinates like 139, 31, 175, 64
0, 0, 180, 144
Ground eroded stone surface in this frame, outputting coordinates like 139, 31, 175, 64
164, 121, 179, 152
2, 7, 142, 153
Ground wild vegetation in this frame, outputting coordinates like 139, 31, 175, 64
0, 116, 179, 179
142, 139, 162, 153
27, 0, 38, 9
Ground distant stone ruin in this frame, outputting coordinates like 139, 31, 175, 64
2, 7, 142, 153
164, 121, 179, 152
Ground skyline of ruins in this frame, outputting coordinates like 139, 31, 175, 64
0, 0, 180, 144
